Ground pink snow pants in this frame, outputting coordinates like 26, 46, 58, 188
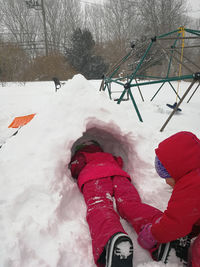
82, 176, 162, 266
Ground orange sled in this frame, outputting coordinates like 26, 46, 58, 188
8, 114, 36, 128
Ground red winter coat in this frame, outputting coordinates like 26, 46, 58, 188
69, 144, 130, 190
151, 131, 200, 243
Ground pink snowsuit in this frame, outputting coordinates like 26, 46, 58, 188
69, 144, 162, 266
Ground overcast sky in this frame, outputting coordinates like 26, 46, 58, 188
83, 0, 200, 19
187, 0, 200, 18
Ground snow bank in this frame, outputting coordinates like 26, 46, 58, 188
0, 74, 199, 266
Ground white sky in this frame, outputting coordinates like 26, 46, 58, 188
187, 0, 200, 18
83, 0, 200, 19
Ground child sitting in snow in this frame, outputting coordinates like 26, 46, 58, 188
69, 132, 200, 267
137, 131, 200, 266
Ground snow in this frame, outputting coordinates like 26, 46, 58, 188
0, 74, 200, 266
116, 241, 133, 258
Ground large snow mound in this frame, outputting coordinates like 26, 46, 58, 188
0, 74, 199, 266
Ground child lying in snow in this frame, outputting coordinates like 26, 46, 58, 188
69, 140, 134, 267
69, 132, 200, 267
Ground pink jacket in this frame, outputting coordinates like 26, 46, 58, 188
70, 145, 130, 191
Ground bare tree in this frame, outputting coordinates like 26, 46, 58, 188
0, 0, 83, 56
85, 0, 138, 48
137, 0, 188, 36
83, 3, 105, 45
0, 42, 29, 82
44, 0, 83, 53
84, 0, 140, 70
103, 0, 138, 49
0, 0, 41, 55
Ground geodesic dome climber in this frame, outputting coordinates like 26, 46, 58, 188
100, 27, 200, 131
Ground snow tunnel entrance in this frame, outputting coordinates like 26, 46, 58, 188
70, 121, 139, 175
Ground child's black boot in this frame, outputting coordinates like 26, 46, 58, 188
152, 234, 192, 265
106, 232, 133, 267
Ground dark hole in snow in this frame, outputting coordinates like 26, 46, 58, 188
70, 121, 137, 175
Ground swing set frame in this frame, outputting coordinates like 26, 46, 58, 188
101, 27, 200, 131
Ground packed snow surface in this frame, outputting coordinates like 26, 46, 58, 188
0, 74, 200, 266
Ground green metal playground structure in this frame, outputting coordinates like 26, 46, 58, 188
100, 27, 200, 131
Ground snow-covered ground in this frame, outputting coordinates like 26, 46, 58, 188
0, 74, 200, 267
